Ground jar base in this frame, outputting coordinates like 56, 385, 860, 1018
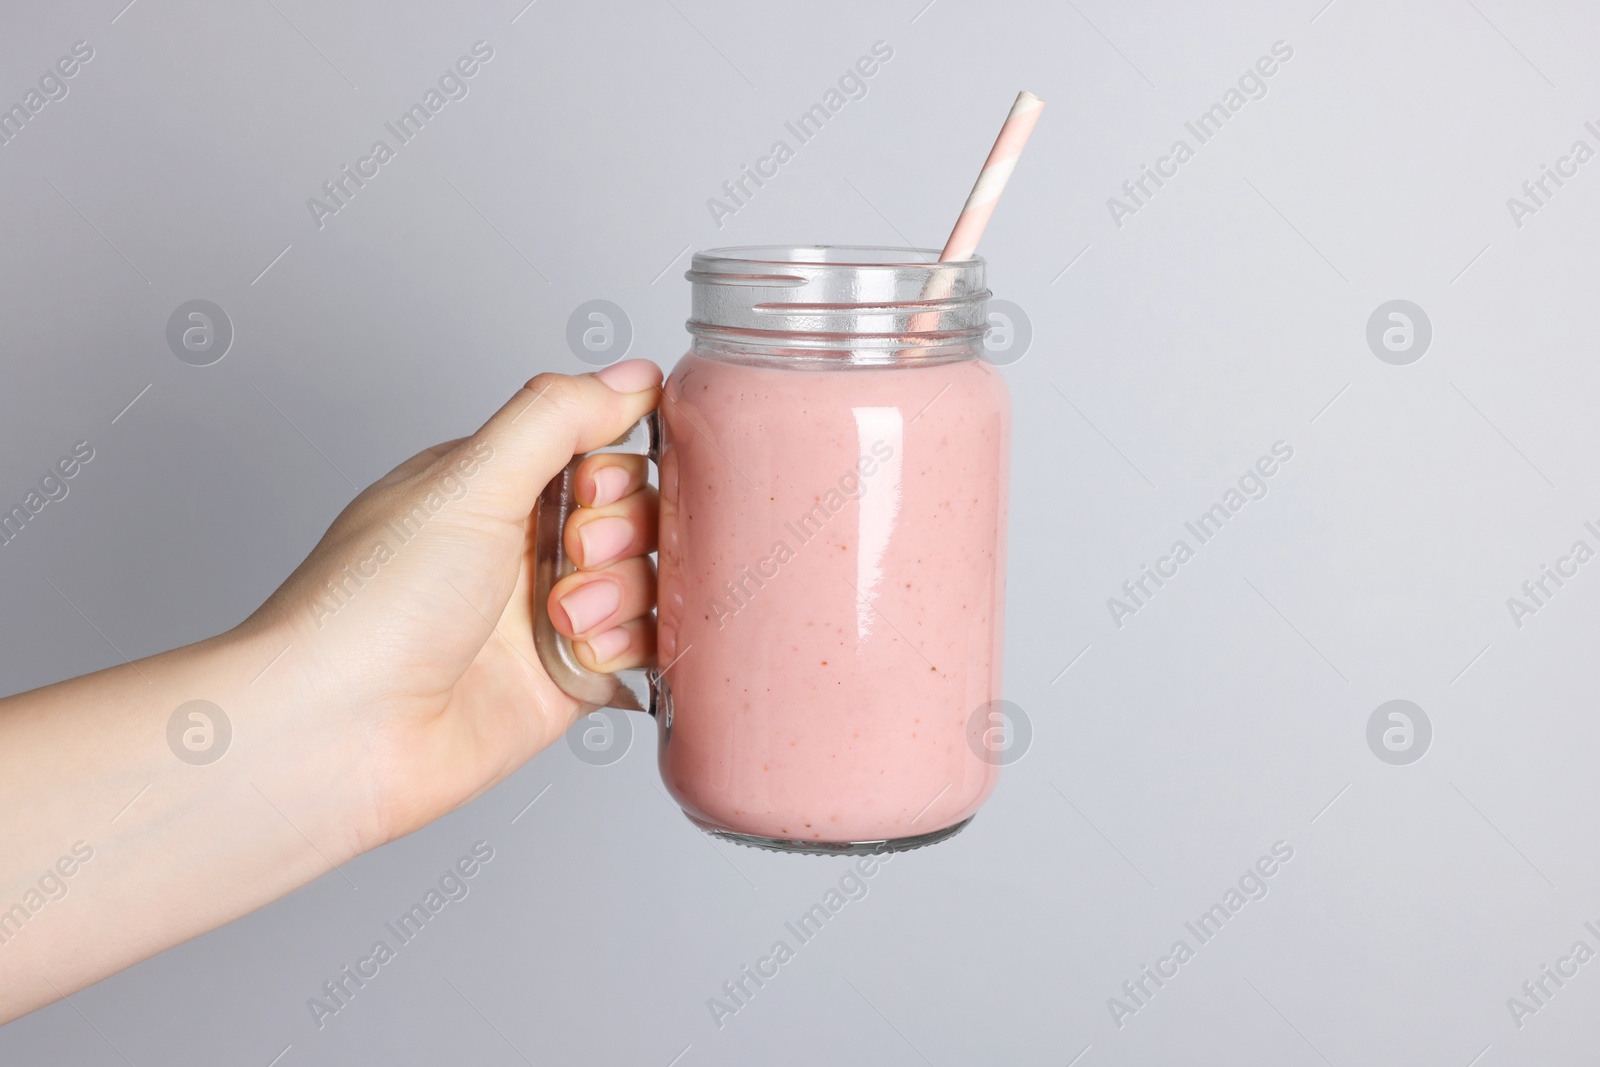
686, 814, 974, 856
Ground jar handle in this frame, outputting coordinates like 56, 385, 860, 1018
531, 412, 661, 715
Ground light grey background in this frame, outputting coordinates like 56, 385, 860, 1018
2, 0, 1596, 1063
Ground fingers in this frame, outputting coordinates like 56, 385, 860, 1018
575, 453, 648, 508
548, 556, 654, 641
567, 452, 652, 567
565, 484, 657, 569
573, 617, 655, 673
464, 360, 662, 524
559, 448, 657, 671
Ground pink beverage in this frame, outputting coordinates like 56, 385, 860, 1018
653, 246, 1011, 852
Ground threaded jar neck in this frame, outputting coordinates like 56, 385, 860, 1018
685, 245, 989, 366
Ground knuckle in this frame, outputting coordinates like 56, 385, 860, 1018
524, 372, 584, 414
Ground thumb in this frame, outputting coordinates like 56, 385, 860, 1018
466, 360, 662, 522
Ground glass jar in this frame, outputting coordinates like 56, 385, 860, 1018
537, 245, 1011, 854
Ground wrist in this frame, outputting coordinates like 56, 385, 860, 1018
204, 616, 385, 863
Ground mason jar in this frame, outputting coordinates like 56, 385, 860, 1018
535, 245, 1011, 854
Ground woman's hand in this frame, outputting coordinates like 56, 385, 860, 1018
0, 360, 662, 1024
246, 359, 663, 848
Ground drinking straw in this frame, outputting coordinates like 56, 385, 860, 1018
905, 90, 1043, 345
938, 90, 1045, 262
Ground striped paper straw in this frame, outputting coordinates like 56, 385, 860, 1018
903, 90, 1043, 347
939, 91, 1045, 262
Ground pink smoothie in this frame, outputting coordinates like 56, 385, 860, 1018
656, 351, 1010, 843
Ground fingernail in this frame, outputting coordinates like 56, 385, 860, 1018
585, 626, 631, 664
559, 581, 621, 634
589, 466, 631, 508
577, 516, 633, 567
595, 359, 659, 393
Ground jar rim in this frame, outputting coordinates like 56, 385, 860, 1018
692, 245, 984, 272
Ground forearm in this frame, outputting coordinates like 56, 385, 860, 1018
0, 621, 373, 1023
